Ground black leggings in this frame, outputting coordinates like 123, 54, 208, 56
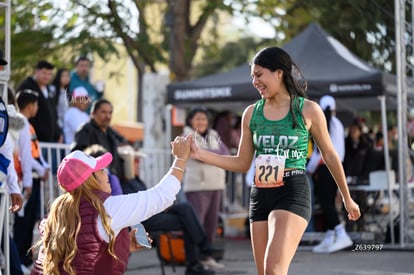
313, 165, 340, 230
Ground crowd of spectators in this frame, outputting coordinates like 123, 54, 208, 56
2, 54, 413, 274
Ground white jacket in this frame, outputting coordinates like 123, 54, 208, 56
182, 127, 227, 192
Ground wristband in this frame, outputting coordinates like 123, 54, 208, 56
175, 157, 186, 162
171, 166, 185, 173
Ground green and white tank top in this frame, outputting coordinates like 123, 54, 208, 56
250, 97, 309, 170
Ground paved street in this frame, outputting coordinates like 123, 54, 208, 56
126, 238, 414, 275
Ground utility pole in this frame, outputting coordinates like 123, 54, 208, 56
394, 0, 410, 248
0, 2, 12, 273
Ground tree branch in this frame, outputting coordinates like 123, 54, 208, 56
107, 0, 157, 73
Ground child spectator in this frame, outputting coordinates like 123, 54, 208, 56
63, 86, 90, 144
14, 89, 50, 268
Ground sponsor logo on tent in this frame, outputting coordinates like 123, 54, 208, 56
174, 87, 232, 100
329, 83, 372, 93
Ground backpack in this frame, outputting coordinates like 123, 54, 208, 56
157, 232, 186, 265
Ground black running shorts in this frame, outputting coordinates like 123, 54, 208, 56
249, 170, 311, 222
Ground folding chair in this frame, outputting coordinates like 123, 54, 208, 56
151, 230, 185, 275
349, 170, 398, 233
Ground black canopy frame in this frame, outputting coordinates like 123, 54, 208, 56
167, 23, 410, 113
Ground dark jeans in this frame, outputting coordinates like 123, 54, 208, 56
13, 179, 41, 266
142, 202, 209, 265
313, 165, 340, 230
0, 194, 23, 275
1, 236, 24, 275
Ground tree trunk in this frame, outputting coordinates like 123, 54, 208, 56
170, 0, 191, 81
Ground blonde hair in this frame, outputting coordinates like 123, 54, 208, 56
39, 175, 118, 275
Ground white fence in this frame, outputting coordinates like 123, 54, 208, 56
0, 186, 10, 275
39, 143, 71, 217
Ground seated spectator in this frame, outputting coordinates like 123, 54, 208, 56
344, 122, 371, 184
63, 86, 90, 144
83, 144, 123, 196
343, 122, 371, 231
122, 150, 222, 275
374, 131, 384, 151
71, 99, 128, 181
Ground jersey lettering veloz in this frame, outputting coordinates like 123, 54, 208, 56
250, 97, 309, 170
254, 135, 304, 159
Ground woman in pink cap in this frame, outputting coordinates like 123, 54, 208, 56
31, 135, 192, 275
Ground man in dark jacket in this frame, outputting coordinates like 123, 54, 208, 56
17, 60, 61, 142
122, 153, 221, 275
71, 98, 128, 180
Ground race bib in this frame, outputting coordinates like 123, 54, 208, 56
254, 154, 286, 188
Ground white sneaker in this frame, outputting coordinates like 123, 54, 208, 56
201, 256, 225, 270
328, 234, 353, 253
312, 230, 335, 253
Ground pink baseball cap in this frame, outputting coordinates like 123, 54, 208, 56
57, 150, 113, 192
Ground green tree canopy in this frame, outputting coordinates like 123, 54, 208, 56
249, 0, 398, 73
4, 1, 407, 81
1, 0, 410, 100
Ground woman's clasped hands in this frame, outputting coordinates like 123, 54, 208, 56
171, 134, 192, 159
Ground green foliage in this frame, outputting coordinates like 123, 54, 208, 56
0, 0, 407, 87
0, 0, 59, 85
250, 0, 397, 72
194, 0, 397, 78
193, 36, 272, 77
0, 0, 124, 86
298, 0, 395, 72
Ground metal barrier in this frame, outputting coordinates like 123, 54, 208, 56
0, 143, 69, 275
139, 148, 250, 212
225, 171, 250, 211
139, 148, 172, 188
0, 187, 10, 275
38, 142, 71, 218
